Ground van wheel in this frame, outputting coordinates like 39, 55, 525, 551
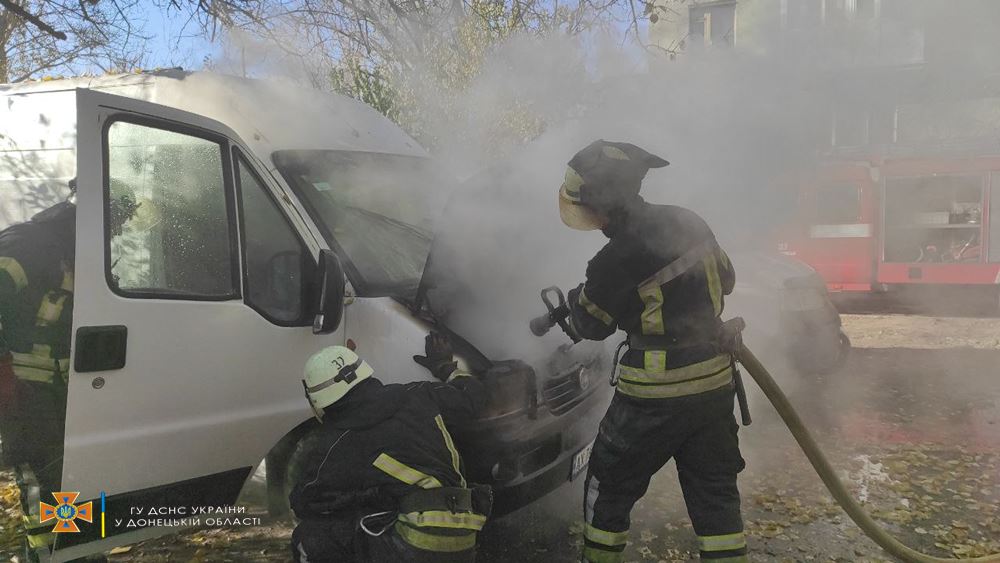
266, 427, 324, 518
831, 330, 851, 372
810, 329, 850, 375
791, 328, 851, 375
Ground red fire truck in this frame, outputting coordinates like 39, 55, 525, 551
781, 142, 1000, 307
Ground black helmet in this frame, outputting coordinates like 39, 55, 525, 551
31, 201, 76, 225
559, 140, 668, 231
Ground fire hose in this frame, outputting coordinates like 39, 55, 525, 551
737, 343, 1000, 563
530, 292, 1000, 563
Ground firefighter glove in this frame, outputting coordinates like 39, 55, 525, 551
414, 331, 458, 382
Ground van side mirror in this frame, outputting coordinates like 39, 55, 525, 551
313, 249, 346, 335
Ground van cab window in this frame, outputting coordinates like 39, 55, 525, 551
106, 121, 236, 298
273, 151, 452, 299
235, 154, 314, 324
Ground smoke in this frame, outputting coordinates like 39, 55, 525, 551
168, 1, 1000, 413
182, 4, 1000, 554
407, 35, 834, 370
199, 0, 1000, 457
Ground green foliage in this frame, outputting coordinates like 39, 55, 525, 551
330, 60, 403, 124
324, 1, 564, 156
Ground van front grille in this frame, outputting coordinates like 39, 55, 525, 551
542, 366, 589, 415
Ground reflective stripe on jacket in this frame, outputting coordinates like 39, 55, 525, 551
0, 219, 75, 385
567, 199, 736, 400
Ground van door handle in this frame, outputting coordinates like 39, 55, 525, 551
74, 325, 128, 373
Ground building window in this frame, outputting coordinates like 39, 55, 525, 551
689, 1, 737, 47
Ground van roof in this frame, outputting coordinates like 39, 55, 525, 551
0, 69, 427, 159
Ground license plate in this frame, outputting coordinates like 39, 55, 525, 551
571, 441, 595, 480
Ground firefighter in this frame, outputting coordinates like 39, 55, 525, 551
0, 199, 77, 560
289, 333, 492, 563
558, 140, 748, 563
0, 188, 138, 563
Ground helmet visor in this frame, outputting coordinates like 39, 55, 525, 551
559, 187, 605, 231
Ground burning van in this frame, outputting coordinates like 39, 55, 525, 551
0, 70, 610, 561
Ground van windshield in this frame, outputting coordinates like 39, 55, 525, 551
273, 150, 450, 298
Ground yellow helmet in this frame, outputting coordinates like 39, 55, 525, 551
302, 346, 374, 419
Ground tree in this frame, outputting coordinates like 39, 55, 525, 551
0, 0, 270, 83
0, 0, 149, 82
221, 0, 653, 154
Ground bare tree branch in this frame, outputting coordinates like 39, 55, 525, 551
0, 0, 67, 39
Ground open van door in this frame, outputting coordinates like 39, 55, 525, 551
54, 89, 338, 561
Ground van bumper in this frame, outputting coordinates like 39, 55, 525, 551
460, 380, 612, 516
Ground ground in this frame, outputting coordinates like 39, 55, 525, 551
1, 314, 998, 562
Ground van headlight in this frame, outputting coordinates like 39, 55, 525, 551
478, 360, 538, 420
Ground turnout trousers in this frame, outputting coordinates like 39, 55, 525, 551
6, 379, 67, 563
582, 385, 748, 563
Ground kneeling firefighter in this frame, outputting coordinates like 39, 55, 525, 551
290, 333, 492, 563
555, 141, 749, 563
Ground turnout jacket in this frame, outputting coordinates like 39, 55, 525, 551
0, 213, 75, 384
567, 198, 736, 400
290, 375, 488, 550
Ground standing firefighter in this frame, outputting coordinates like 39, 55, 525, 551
0, 200, 76, 560
290, 333, 492, 563
559, 141, 748, 563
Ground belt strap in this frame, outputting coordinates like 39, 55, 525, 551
626, 334, 719, 352
399, 487, 473, 514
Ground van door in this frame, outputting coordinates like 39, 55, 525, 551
55, 89, 336, 560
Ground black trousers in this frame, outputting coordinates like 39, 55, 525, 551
582, 385, 747, 562
291, 518, 476, 563
291, 519, 358, 563
2, 379, 66, 491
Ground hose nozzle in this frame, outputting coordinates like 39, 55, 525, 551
530, 313, 556, 337
529, 286, 579, 343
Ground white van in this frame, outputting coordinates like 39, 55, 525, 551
0, 70, 611, 561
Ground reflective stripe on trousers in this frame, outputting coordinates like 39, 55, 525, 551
581, 521, 627, 563
398, 510, 485, 530
394, 521, 477, 553
582, 474, 628, 563
699, 531, 749, 561
393, 498, 485, 553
